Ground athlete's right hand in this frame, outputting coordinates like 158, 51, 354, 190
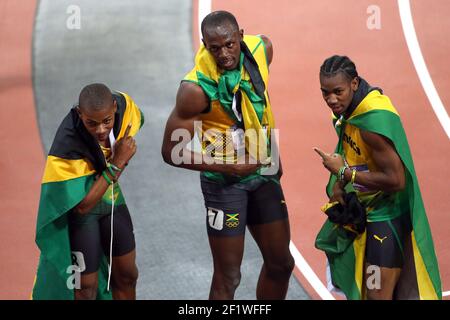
225, 155, 262, 177
111, 123, 137, 169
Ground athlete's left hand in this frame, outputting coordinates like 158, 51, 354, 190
313, 147, 345, 175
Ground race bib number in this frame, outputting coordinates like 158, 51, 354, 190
207, 207, 224, 231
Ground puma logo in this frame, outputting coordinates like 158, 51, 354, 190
373, 235, 388, 243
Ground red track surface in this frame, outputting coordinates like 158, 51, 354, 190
206, 0, 450, 299
0, 0, 40, 299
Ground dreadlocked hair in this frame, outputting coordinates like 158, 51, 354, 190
320, 55, 358, 80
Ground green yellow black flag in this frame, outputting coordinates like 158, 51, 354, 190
32, 91, 144, 300
315, 90, 441, 300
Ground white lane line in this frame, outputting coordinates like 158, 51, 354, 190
443, 291, 450, 297
398, 0, 450, 139
198, 0, 211, 43
290, 241, 335, 300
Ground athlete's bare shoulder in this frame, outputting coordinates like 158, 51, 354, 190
259, 34, 273, 66
175, 81, 209, 118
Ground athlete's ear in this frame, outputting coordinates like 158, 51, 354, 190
239, 29, 244, 40
113, 100, 117, 113
351, 77, 359, 91
75, 105, 82, 117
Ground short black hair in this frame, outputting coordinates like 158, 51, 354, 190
201, 10, 239, 38
320, 55, 358, 81
78, 83, 113, 111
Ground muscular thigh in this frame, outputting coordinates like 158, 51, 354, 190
364, 214, 410, 298
248, 219, 292, 264
365, 214, 409, 269
99, 205, 136, 258
201, 177, 249, 237
247, 180, 288, 226
69, 213, 103, 275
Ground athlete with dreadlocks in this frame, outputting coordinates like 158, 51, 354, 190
313, 55, 441, 300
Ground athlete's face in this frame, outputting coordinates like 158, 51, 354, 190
202, 23, 243, 71
77, 100, 117, 143
320, 72, 359, 116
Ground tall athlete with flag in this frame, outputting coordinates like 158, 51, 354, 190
32, 83, 144, 300
314, 55, 441, 300
161, 11, 294, 299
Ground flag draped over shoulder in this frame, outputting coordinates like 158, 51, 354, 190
32, 91, 144, 300
315, 90, 441, 300
184, 35, 275, 164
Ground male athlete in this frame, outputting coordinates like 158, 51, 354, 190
33, 83, 144, 300
161, 11, 294, 299
314, 55, 441, 300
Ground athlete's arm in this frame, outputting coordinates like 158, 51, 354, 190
314, 129, 406, 195
344, 130, 406, 192
260, 35, 273, 66
260, 34, 282, 177
161, 82, 260, 176
74, 172, 118, 215
74, 125, 136, 215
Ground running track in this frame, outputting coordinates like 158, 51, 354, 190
0, 0, 41, 299
0, 0, 448, 299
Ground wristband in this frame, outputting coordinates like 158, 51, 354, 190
337, 166, 347, 182
107, 164, 117, 178
102, 170, 112, 184
351, 169, 357, 184
110, 163, 123, 172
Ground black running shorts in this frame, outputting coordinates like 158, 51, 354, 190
365, 213, 411, 268
201, 175, 289, 237
68, 205, 136, 274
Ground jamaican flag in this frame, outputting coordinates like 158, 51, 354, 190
32, 91, 144, 300
184, 35, 275, 165
315, 89, 441, 300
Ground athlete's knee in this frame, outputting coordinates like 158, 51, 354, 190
114, 265, 139, 289
366, 288, 394, 300
212, 267, 241, 293
75, 287, 97, 300
75, 275, 98, 300
264, 253, 295, 280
